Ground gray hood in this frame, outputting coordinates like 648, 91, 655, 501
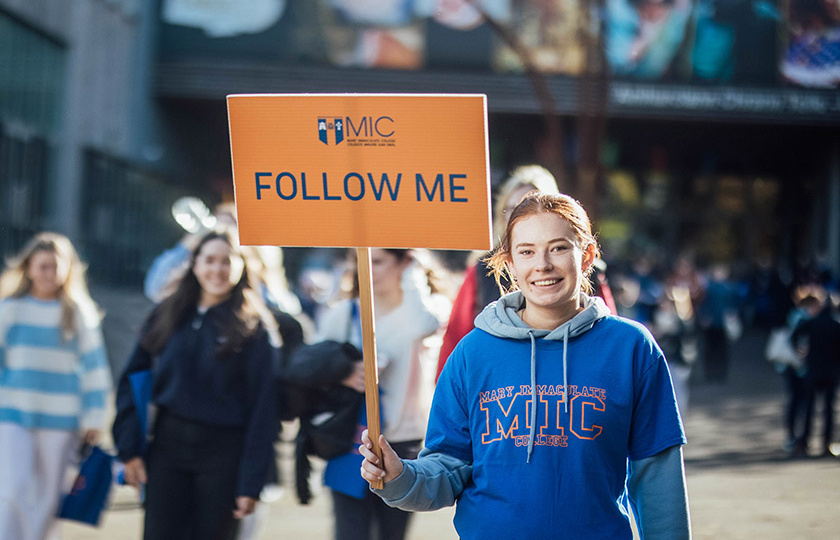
474, 291, 612, 462
474, 291, 611, 341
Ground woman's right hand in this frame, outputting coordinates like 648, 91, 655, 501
359, 429, 404, 485
123, 457, 147, 489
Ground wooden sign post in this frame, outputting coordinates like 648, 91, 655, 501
355, 247, 382, 485
228, 94, 491, 489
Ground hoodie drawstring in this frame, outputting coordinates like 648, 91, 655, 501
527, 325, 571, 463
527, 331, 537, 463
563, 325, 569, 414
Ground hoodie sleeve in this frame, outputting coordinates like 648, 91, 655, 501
627, 445, 691, 540
629, 332, 687, 461
236, 327, 279, 498
373, 447, 473, 511
112, 341, 154, 462
423, 341, 473, 462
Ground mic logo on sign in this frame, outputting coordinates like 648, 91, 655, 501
318, 117, 344, 145
318, 115, 397, 147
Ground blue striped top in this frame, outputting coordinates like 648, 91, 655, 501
0, 296, 111, 431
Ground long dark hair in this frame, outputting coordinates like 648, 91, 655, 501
141, 229, 274, 356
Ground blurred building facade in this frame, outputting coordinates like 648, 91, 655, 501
2, 0, 839, 285
0, 0, 186, 285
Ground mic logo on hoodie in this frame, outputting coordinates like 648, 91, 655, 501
479, 385, 606, 447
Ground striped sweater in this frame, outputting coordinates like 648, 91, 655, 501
0, 296, 111, 431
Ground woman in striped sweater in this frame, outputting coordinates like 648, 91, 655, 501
0, 232, 111, 540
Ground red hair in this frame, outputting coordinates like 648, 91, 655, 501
485, 192, 600, 294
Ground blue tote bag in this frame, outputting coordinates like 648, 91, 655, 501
58, 446, 114, 526
128, 369, 153, 453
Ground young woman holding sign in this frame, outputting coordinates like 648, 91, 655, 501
359, 192, 691, 539
113, 228, 279, 540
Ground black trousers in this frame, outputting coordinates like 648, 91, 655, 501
801, 375, 838, 449
782, 367, 807, 444
143, 412, 244, 540
332, 440, 421, 540
703, 327, 730, 382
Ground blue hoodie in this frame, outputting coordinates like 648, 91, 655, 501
374, 292, 689, 539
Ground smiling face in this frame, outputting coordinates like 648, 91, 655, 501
26, 249, 67, 300
508, 212, 595, 329
192, 238, 244, 308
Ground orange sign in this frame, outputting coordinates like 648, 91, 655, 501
227, 94, 491, 250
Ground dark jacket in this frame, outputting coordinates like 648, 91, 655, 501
792, 306, 840, 380
283, 340, 364, 504
112, 302, 279, 498
271, 308, 305, 424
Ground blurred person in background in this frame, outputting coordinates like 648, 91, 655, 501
312, 248, 445, 540
360, 192, 690, 540
697, 263, 740, 383
665, 256, 704, 317
616, 256, 664, 326
750, 256, 794, 330
0, 232, 111, 540
765, 289, 822, 456
295, 260, 343, 323
144, 199, 234, 304
143, 199, 308, 539
650, 290, 696, 415
235, 244, 306, 539
791, 289, 840, 457
112, 228, 280, 540
146, 198, 304, 318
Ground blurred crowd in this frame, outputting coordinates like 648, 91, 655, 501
1, 167, 838, 540
608, 250, 840, 459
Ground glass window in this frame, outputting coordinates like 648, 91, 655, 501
0, 12, 65, 134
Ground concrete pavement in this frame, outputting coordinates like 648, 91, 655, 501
61, 288, 839, 539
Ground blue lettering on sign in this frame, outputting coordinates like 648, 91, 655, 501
301, 172, 320, 200
255, 172, 272, 200
449, 173, 468, 203
250, 171, 469, 203
275, 172, 297, 200
346, 116, 395, 138
374, 116, 394, 137
323, 172, 341, 201
368, 173, 401, 201
416, 173, 470, 202
416, 173, 444, 202
346, 117, 366, 137
344, 172, 365, 201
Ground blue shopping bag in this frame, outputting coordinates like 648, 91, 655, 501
128, 369, 153, 453
58, 446, 114, 526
